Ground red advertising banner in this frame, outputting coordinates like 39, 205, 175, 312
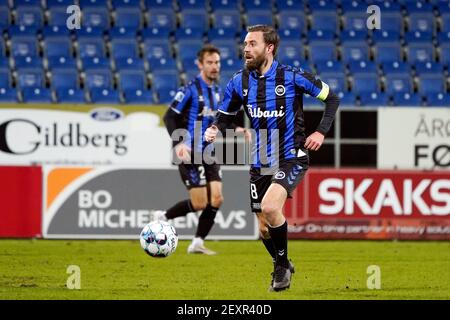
0, 166, 42, 237
285, 169, 450, 240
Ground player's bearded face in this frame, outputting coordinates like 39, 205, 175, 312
244, 32, 269, 72
244, 47, 267, 71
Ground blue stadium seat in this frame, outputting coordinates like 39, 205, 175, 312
152, 71, 179, 92
44, 38, 72, 58
308, 0, 337, 13
278, 28, 302, 42
118, 70, 147, 91
414, 62, 445, 75
379, 13, 404, 33
359, 92, 390, 107
347, 61, 378, 76
145, 0, 174, 10
381, 61, 411, 75
244, 0, 273, 11
147, 57, 178, 72
310, 12, 339, 32
371, 30, 401, 44
175, 28, 205, 41
441, 14, 450, 33
79, 0, 109, 8
439, 44, 450, 65
308, 42, 337, 63
123, 88, 154, 104
371, 0, 401, 13
111, 39, 139, 59
48, 7, 73, 26
141, 27, 172, 40
90, 88, 121, 104
14, 56, 43, 70
210, 0, 239, 11
306, 29, 335, 42
0, 70, 11, 88
46, 0, 75, 8
16, 7, 43, 27
341, 42, 370, 62
8, 25, 39, 38
384, 74, 414, 95
114, 57, 145, 71
114, 8, 143, 29
51, 69, 80, 89
146, 10, 176, 30
180, 11, 210, 31
404, 31, 434, 44
22, 87, 53, 103
143, 40, 172, 60
409, 13, 435, 33
352, 74, 380, 94
207, 27, 237, 41
213, 10, 241, 31
437, 1, 450, 14
320, 73, 347, 93
425, 92, 450, 106
392, 92, 423, 106
85, 69, 114, 89
82, 7, 110, 29
81, 57, 111, 70
278, 42, 305, 63
75, 26, 105, 38
10, 37, 38, 58
78, 37, 106, 58
406, 44, 434, 63
108, 27, 138, 39
337, 91, 356, 107
246, 11, 275, 27
47, 56, 78, 70
417, 74, 447, 95
374, 43, 403, 63
177, 40, 204, 60
220, 57, 240, 72
340, 30, 368, 43
42, 25, 72, 39
111, 0, 142, 8
275, 0, 304, 13
156, 88, 177, 103
343, 12, 368, 32
0, 87, 18, 103
178, 0, 206, 11
278, 12, 305, 32
314, 60, 345, 75
404, 1, 434, 14
0, 6, 10, 28
17, 69, 46, 88
213, 41, 239, 59
55, 88, 86, 103
0, 58, 8, 71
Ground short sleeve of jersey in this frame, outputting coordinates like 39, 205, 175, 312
218, 77, 243, 115
170, 86, 192, 113
294, 70, 330, 101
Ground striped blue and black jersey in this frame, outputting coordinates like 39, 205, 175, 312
169, 75, 222, 153
216, 60, 338, 168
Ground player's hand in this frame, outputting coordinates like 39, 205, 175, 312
235, 126, 252, 143
175, 143, 191, 162
204, 125, 219, 143
305, 131, 324, 151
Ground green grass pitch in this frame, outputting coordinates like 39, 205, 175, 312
0, 239, 449, 300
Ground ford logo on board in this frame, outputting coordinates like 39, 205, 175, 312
90, 108, 124, 121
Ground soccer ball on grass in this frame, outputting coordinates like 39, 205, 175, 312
139, 221, 178, 257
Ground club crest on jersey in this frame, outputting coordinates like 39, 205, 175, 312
247, 104, 285, 118
275, 85, 285, 96
275, 171, 286, 180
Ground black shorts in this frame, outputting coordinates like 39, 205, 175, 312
249, 154, 309, 213
178, 163, 222, 189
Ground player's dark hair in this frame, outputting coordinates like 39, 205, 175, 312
247, 24, 280, 56
197, 44, 221, 62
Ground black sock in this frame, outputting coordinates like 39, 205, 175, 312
165, 200, 193, 220
261, 237, 276, 262
195, 204, 219, 239
268, 220, 289, 268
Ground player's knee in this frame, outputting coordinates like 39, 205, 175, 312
259, 226, 270, 239
261, 202, 280, 220
191, 199, 207, 211
210, 193, 224, 208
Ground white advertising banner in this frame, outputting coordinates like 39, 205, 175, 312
378, 108, 450, 170
0, 108, 172, 166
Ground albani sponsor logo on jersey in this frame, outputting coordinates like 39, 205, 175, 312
247, 104, 285, 118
